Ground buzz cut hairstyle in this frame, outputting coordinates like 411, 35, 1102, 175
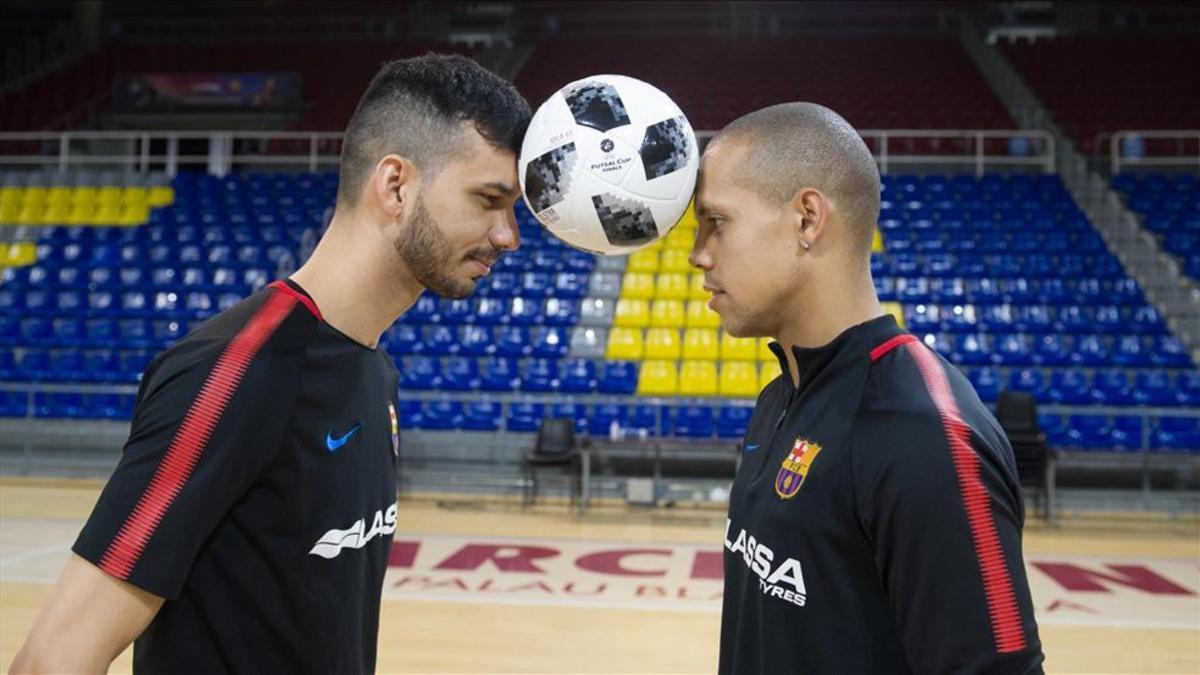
713, 102, 882, 257
337, 53, 532, 207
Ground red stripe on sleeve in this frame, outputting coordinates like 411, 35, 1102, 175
870, 334, 918, 362
98, 291, 297, 580
902, 341, 1029, 653
269, 280, 322, 321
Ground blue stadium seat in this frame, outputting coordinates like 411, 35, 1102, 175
544, 298, 580, 326
474, 297, 507, 325
522, 358, 560, 393
397, 400, 422, 428
400, 356, 442, 391
1152, 417, 1200, 453
494, 326, 531, 358
1047, 370, 1092, 405
598, 361, 638, 394
479, 357, 519, 392
717, 406, 753, 439
16, 350, 49, 381
1092, 370, 1135, 406
424, 325, 459, 356
49, 351, 85, 382
118, 350, 151, 382
1007, 368, 1047, 400
1111, 416, 1145, 451
1111, 336, 1151, 368
1133, 371, 1179, 407
458, 325, 493, 357
627, 404, 663, 436
1067, 415, 1112, 450
461, 401, 501, 431
994, 334, 1032, 367
1038, 413, 1071, 448
440, 299, 473, 324
0, 316, 17, 347
506, 401, 545, 432
1032, 334, 1070, 367
952, 334, 991, 367
418, 401, 463, 430
441, 357, 479, 391
1152, 336, 1193, 368
587, 404, 626, 436
966, 367, 1000, 402
507, 297, 542, 326
672, 406, 715, 438
387, 324, 421, 354
559, 358, 597, 393
549, 403, 588, 434
36, 392, 84, 418
531, 326, 569, 358
406, 295, 440, 324
1071, 335, 1110, 367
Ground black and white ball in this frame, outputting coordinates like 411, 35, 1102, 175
518, 74, 699, 256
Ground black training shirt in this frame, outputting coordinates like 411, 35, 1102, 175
74, 279, 400, 674
719, 315, 1044, 674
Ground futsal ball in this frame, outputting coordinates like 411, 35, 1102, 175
518, 74, 699, 256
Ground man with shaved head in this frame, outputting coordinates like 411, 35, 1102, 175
693, 103, 1044, 673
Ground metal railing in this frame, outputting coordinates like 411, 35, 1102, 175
1110, 130, 1200, 174
3, 129, 1054, 178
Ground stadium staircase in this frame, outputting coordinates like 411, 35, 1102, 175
959, 20, 1200, 364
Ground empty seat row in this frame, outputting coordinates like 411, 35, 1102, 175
1038, 414, 1199, 453
396, 398, 753, 438
921, 331, 1191, 368
967, 367, 1199, 407
904, 304, 1166, 335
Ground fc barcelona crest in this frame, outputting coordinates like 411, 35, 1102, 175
775, 437, 823, 500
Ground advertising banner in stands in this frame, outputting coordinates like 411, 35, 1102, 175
112, 72, 300, 112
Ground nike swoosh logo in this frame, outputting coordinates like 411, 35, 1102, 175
744, 444, 760, 453
326, 423, 363, 453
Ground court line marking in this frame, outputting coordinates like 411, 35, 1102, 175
0, 540, 72, 567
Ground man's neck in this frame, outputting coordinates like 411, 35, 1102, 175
775, 261, 883, 388
289, 214, 423, 348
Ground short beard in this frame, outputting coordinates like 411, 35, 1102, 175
394, 196, 475, 299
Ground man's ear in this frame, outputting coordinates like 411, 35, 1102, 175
371, 155, 418, 220
789, 187, 830, 252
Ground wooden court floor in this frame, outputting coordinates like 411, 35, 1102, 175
1, 477, 1197, 674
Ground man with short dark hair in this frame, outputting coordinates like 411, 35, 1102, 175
693, 102, 1044, 673
12, 53, 531, 673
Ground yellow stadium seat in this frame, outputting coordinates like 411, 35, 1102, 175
883, 301, 906, 330
70, 186, 95, 206
0, 187, 21, 208
679, 360, 718, 397
66, 201, 94, 225
637, 360, 678, 396
620, 272, 656, 300
872, 227, 885, 254
760, 360, 784, 391
613, 298, 650, 328
682, 328, 719, 360
758, 337, 776, 362
654, 273, 689, 301
43, 201, 70, 224
665, 225, 694, 251
721, 332, 758, 361
119, 203, 150, 226
46, 186, 72, 205
0, 202, 18, 224
644, 328, 681, 359
685, 299, 720, 329
649, 299, 685, 328
16, 202, 43, 225
659, 249, 691, 274
96, 186, 122, 205
688, 273, 708, 300
720, 361, 760, 398
147, 186, 175, 207
0, 242, 36, 267
627, 249, 660, 273
121, 186, 148, 207
21, 187, 46, 205
606, 326, 645, 360
94, 202, 122, 226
